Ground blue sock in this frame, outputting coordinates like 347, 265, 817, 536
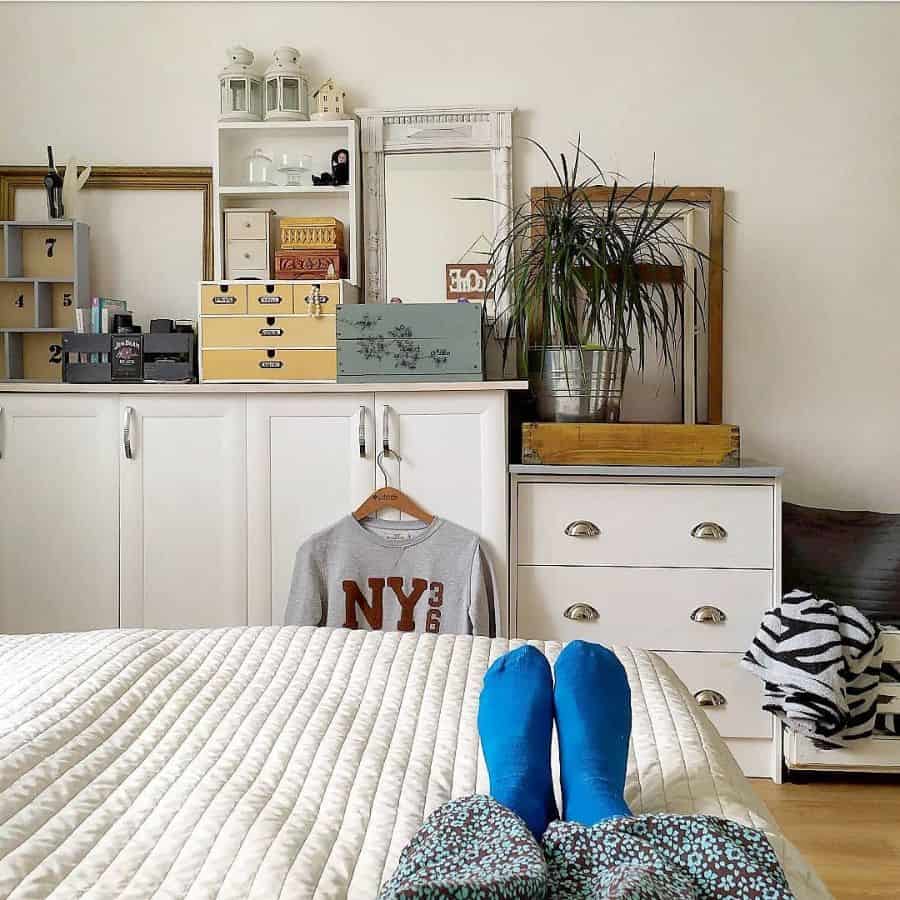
554, 640, 632, 825
477, 645, 558, 840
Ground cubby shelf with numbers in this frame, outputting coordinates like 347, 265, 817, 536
0, 221, 89, 382
215, 119, 361, 286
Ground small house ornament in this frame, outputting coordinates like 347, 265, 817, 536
218, 45, 263, 121
264, 46, 309, 121
312, 78, 348, 121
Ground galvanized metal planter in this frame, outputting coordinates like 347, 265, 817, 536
528, 347, 630, 422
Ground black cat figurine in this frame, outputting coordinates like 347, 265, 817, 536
312, 172, 334, 186
331, 148, 350, 186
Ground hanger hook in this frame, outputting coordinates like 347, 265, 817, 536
376, 448, 402, 488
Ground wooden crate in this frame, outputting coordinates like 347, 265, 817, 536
521, 423, 740, 466
275, 249, 343, 280
337, 302, 483, 383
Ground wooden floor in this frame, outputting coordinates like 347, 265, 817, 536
751, 778, 900, 899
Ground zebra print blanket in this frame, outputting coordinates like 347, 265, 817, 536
742, 590, 895, 748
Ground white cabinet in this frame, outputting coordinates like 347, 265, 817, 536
247, 393, 374, 626
0, 394, 119, 632
510, 471, 782, 779
1, 385, 516, 635
376, 391, 509, 633
248, 389, 510, 631
119, 395, 247, 628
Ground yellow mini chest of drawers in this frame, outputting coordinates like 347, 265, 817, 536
198, 279, 359, 382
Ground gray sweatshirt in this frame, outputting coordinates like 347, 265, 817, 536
284, 515, 498, 636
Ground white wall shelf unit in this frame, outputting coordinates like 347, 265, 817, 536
215, 119, 361, 286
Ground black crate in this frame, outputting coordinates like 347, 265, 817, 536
62, 333, 112, 383
142, 332, 196, 382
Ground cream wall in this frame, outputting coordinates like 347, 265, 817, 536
3, 1, 899, 511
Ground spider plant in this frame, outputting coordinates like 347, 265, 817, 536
482, 139, 709, 420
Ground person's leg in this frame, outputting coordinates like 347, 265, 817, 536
477, 644, 558, 841
553, 640, 632, 825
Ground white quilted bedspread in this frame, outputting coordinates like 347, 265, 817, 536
0, 627, 830, 899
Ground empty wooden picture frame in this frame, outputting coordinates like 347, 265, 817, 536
530, 185, 724, 425
0, 166, 214, 326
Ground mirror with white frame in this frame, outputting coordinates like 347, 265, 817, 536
358, 106, 514, 318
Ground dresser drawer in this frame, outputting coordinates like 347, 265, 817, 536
248, 283, 292, 313
517, 482, 773, 569
225, 210, 269, 240
516, 566, 770, 651
657, 651, 771, 739
202, 315, 336, 349
199, 283, 248, 315
227, 239, 270, 272
292, 281, 342, 314
201, 348, 336, 381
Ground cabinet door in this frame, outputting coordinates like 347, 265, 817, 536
375, 391, 509, 633
0, 393, 119, 632
247, 393, 374, 626
119, 395, 246, 628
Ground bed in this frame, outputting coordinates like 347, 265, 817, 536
0, 627, 831, 899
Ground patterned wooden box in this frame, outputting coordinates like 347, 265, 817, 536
275, 249, 343, 280
278, 217, 344, 251
337, 302, 483, 383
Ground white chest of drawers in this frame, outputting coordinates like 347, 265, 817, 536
510, 464, 784, 780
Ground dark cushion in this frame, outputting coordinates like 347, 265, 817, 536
783, 502, 900, 625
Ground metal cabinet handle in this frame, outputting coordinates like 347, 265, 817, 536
123, 405, 134, 460
694, 689, 727, 708
691, 522, 727, 540
564, 520, 600, 537
690, 605, 727, 624
358, 406, 367, 458
563, 603, 599, 622
0, 405, 4, 459
382, 405, 391, 454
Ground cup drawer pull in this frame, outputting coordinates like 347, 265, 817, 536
565, 520, 600, 537
563, 603, 599, 622
694, 689, 727, 708
691, 522, 728, 540
690, 605, 727, 624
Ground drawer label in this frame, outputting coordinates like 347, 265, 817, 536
259, 360, 284, 369
212, 295, 237, 305
257, 296, 285, 304
259, 328, 284, 337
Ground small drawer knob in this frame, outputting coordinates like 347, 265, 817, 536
694, 689, 727, 708
563, 603, 599, 622
690, 605, 727, 624
244, 221, 251, 228
565, 520, 600, 538
691, 522, 727, 540
243, 252, 251, 259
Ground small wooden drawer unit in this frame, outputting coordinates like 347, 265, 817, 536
224, 209, 274, 280
198, 279, 359, 382
510, 466, 783, 779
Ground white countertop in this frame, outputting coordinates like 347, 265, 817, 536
0, 380, 528, 394
510, 462, 784, 477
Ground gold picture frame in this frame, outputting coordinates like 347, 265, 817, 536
0, 166, 214, 280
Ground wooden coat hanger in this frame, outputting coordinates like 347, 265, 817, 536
353, 449, 434, 525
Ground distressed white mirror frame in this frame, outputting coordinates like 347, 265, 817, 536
358, 105, 514, 317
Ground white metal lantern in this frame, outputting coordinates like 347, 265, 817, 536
218, 45, 262, 121
264, 46, 309, 121
312, 78, 348, 121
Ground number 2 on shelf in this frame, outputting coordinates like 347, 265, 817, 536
48, 344, 62, 365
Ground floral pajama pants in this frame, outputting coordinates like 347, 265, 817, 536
379, 795, 794, 899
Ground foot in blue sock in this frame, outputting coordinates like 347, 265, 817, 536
477, 645, 558, 840
554, 640, 632, 826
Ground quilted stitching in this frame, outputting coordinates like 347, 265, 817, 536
0, 629, 830, 900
